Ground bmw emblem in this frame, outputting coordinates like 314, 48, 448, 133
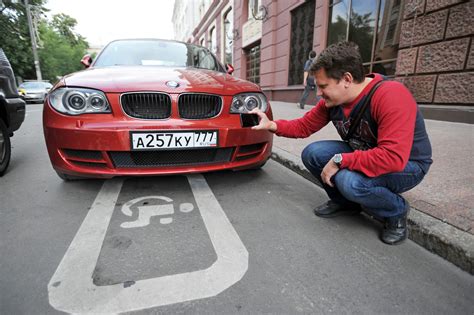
166, 81, 179, 88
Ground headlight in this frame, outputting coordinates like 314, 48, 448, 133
230, 93, 267, 113
48, 88, 111, 115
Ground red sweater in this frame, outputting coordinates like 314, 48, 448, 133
275, 74, 418, 177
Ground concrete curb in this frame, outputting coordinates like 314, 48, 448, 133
271, 147, 474, 275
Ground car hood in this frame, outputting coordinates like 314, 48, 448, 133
61, 66, 261, 95
21, 88, 46, 93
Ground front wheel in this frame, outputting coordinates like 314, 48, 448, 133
55, 171, 84, 181
0, 119, 11, 176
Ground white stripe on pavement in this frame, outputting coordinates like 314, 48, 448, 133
48, 174, 248, 313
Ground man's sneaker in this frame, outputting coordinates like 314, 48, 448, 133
298, 103, 304, 109
381, 205, 410, 245
313, 200, 362, 218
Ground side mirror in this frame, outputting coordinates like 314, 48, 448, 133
80, 54, 92, 68
225, 63, 234, 75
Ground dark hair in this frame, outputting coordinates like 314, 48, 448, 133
310, 41, 365, 83
309, 50, 316, 59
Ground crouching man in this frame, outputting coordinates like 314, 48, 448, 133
251, 41, 432, 245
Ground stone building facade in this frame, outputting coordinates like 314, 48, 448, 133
173, 0, 473, 123
395, 0, 473, 122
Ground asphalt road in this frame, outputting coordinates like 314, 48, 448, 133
1, 104, 473, 314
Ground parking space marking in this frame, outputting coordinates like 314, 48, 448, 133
120, 195, 188, 227
48, 174, 248, 313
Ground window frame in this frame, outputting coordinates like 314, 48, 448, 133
221, 5, 234, 65
327, 0, 403, 76
245, 43, 261, 85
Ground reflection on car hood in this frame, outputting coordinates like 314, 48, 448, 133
62, 66, 260, 95
21, 88, 46, 93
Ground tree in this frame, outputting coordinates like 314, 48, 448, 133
328, 10, 375, 64
348, 12, 374, 63
39, 14, 89, 82
51, 13, 80, 45
0, 0, 47, 80
0, 1, 89, 83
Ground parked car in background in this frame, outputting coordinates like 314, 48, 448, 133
43, 39, 273, 180
18, 80, 52, 103
0, 48, 26, 176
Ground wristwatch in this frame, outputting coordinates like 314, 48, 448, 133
333, 153, 343, 167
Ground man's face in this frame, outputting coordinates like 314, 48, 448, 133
314, 69, 349, 108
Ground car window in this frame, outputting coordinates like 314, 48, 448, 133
94, 40, 222, 72
19, 81, 52, 89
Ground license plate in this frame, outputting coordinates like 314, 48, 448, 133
131, 131, 218, 150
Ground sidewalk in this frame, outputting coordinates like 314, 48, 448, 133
268, 101, 474, 274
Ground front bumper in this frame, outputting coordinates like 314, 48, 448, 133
43, 98, 273, 178
22, 93, 45, 103
4, 96, 26, 134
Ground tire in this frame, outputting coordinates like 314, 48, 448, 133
233, 160, 268, 172
0, 119, 11, 176
55, 171, 84, 181
248, 160, 267, 170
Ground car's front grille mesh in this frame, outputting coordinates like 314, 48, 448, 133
178, 94, 222, 119
238, 143, 266, 154
121, 93, 171, 119
109, 148, 234, 167
63, 149, 103, 160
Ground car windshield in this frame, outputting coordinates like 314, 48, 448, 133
20, 82, 50, 89
94, 39, 223, 72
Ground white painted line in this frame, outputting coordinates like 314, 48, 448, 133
48, 175, 248, 313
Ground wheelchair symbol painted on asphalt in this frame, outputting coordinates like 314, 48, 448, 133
120, 196, 194, 227
47, 174, 249, 313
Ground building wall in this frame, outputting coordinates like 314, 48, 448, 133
173, 0, 213, 43
231, 0, 327, 104
395, 0, 473, 109
175, 0, 473, 122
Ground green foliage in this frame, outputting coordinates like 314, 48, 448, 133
51, 13, 80, 45
40, 15, 89, 82
0, 0, 41, 79
328, 11, 375, 63
38, 20, 89, 82
0, 0, 89, 83
348, 12, 374, 63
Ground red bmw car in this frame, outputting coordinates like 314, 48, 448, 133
43, 39, 273, 180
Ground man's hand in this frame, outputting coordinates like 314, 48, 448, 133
249, 109, 277, 132
303, 72, 308, 87
321, 158, 340, 187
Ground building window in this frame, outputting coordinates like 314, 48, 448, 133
209, 26, 217, 54
248, 0, 261, 20
328, 0, 349, 45
246, 44, 260, 84
288, 0, 315, 86
223, 8, 234, 65
328, 0, 405, 76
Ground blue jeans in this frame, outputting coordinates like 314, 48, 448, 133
301, 140, 426, 219
299, 84, 320, 106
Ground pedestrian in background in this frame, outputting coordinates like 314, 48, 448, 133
251, 41, 432, 245
298, 50, 320, 109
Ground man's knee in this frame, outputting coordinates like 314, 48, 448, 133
301, 142, 325, 169
334, 170, 370, 201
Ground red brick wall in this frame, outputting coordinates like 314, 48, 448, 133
395, 0, 473, 106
